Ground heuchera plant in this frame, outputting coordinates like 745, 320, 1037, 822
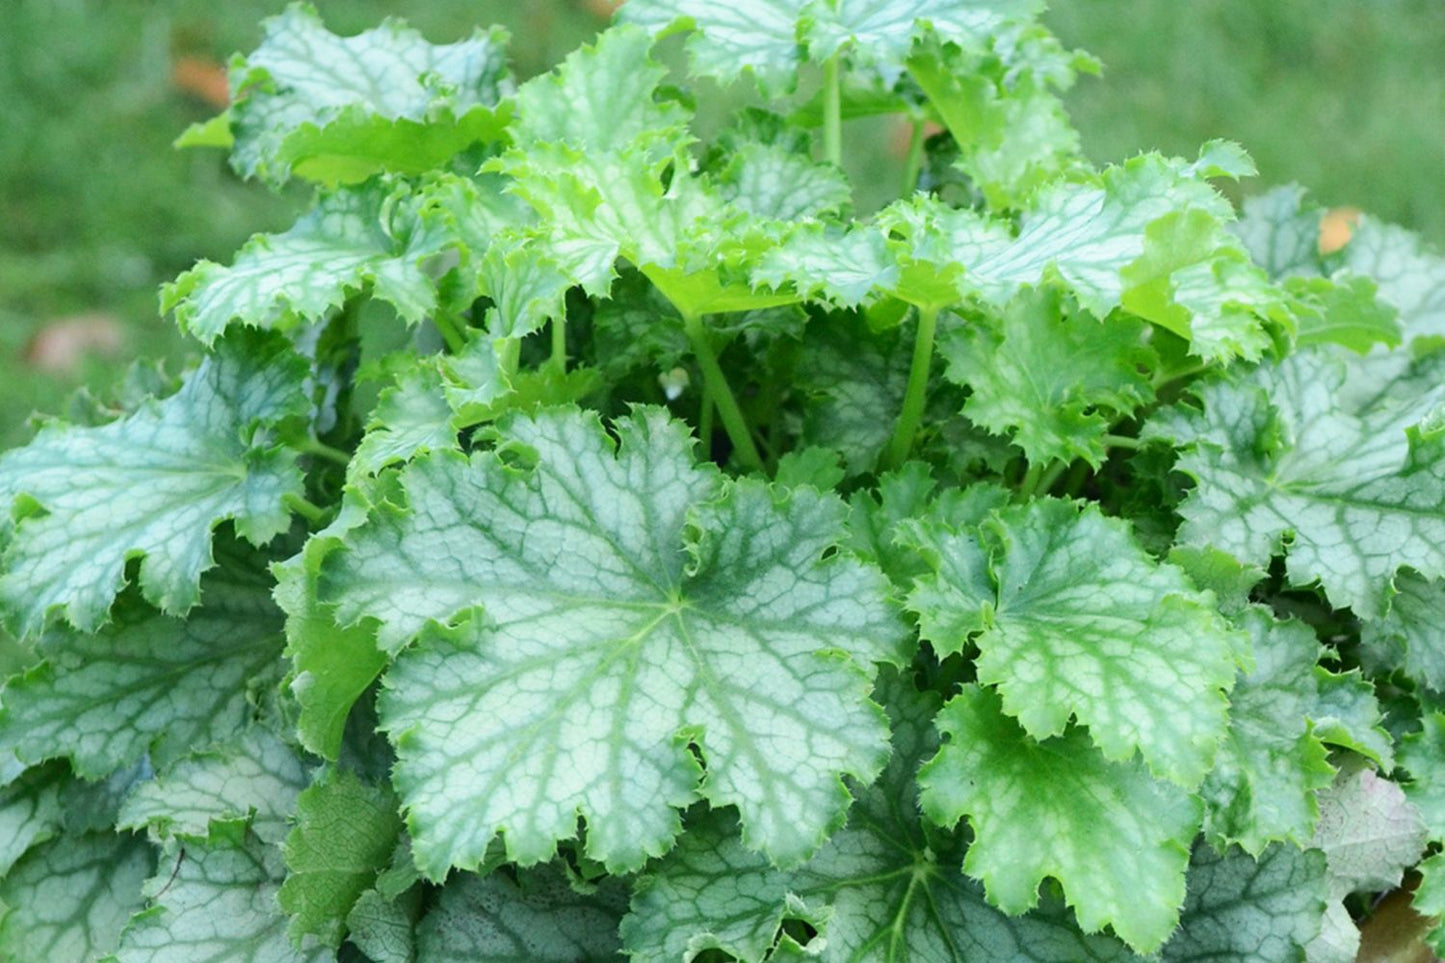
1, 2, 1443, 959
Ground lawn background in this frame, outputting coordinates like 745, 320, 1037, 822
2, 0, 1442, 447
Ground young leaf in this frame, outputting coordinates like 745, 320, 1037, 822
1308, 668, 1395, 770
278, 769, 403, 948
320, 407, 907, 875
622, 669, 1139, 962
1360, 570, 1445, 691
1198, 608, 1334, 854
351, 365, 458, 477
907, 498, 1240, 786
114, 821, 328, 962
0, 563, 287, 779
1414, 852, 1445, 957
919, 684, 1201, 953
115, 727, 309, 847
940, 287, 1155, 467
0, 331, 307, 637
273, 495, 388, 761
1159, 843, 1328, 962
0, 831, 153, 962
1150, 349, 1445, 620
416, 863, 628, 962
224, 4, 511, 186
1400, 713, 1445, 836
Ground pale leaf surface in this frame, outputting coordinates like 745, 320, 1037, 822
116, 728, 309, 847
1151, 349, 1445, 619
1160, 844, 1327, 962
416, 863, 627, 962
320, 407, 905, 875
0, 563, 287, 779
1198, 608, 1333, 855
114, 822, 329, 963
0, 831, 152, 963
226, 4, 510, 185
0, 332, 305, 637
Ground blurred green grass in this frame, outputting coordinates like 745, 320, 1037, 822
2, 0, 1442, 448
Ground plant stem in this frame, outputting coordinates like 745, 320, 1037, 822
498, 337, 520, 380
1034, 460, 1068, 497
549, 315, 567, 377
698, 383, 715, 459
902, 118, 926, 196
1152, 359, 1209, 389
682, 312, 764, 472
283, 493, 330, 526
823, 55, 843, 169
299, 439, 351, 467
881, 305, 941, 470
432, 309, 467, 354
1102, 433, 1142, 451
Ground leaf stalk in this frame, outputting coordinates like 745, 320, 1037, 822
682, 312, 764, 472
881, 305, 941, 470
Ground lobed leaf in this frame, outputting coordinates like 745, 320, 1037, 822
0, 831, 153, 963
919, 684, 1201, 953
907, 498, 1240, 786
224, 3, 511, 185
320, 407, 907, 876
0, 331, 307, 638
1151, 349, 1445, 620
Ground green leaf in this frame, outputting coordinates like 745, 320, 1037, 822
116, 728, 309, 846
1198, 608, 1333, 855
1151, 349, 1445, 620
712, 125, 851, 221
351, 365, 457, 477
416, 863, 627, 962
940, 287, 1155, 467
278, 769, 403, 948
226, 4, 510, 186
1400, 714, 1445, 836
906, 498, 1240, 786
0, 561, 288, 779
163, 179, 465, 346
1286, 275, 1400, 353
1160, 843, 1328, 962
919, 684, 1201, 953
320, 407, 907, 875
793, 312, 911, 474
899, 150, 1267, 360
0, 763, 65, 876
1308, 668, 1395, 770
903, 26, 1087, 209
493, 28, 725, 300
0, 831, 153, 963
273, 496, 388, 761
1361, 570, 1445, 691
114, 821, 329, 962
1414, 852, 1445, 956
346, 885, 421, 963
0, 331, 306, 638
622, 669, 1138, 962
